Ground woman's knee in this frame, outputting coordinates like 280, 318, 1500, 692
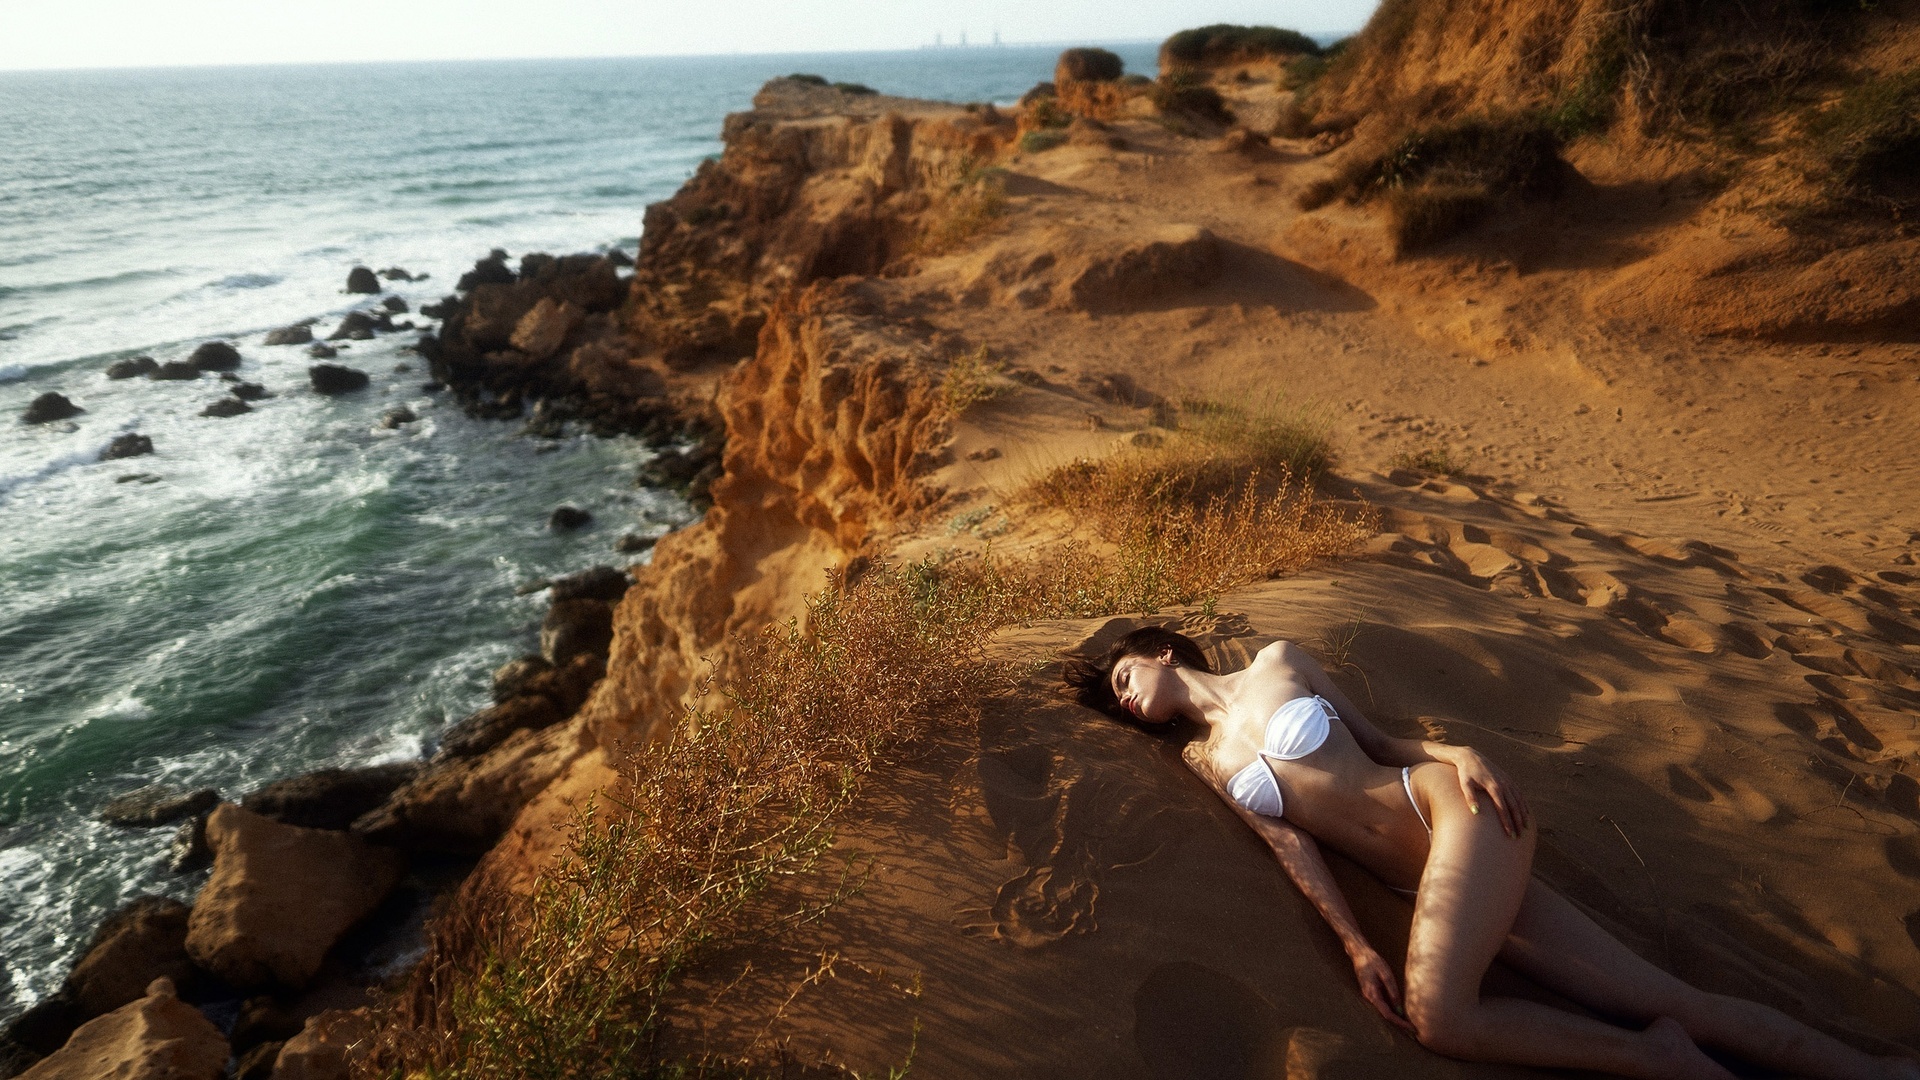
1404, 991, 1479, 1058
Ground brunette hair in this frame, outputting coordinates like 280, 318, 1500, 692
1062, 626, 1214, 724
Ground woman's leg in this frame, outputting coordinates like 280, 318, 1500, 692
1401, 765, 1735, 1079
1500, 881, 1919, 1080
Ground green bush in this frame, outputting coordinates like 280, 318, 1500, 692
1163, 24, 1322, 67
786, 73, 828, 86
833, 81, 878, 96
1020, 129, 1069, 154
1150, 71, 1233, 126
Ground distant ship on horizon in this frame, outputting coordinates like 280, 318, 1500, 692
921, 29, 1003, 49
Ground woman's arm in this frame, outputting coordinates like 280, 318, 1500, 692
1279, 641, 1531, 836
1232, 803, 1414, 1031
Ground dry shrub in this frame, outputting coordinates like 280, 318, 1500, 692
941, 344, 1007, 415
1150, 72, 1234, 128
1161, 24, 1323, 70
1803, 70, 1920, 220
915, 167, 1007, 256
1386, 184, 1494, 254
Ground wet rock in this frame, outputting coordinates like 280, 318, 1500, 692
200, 398, 252, 418
434, 694, 565, 760
185, 804, 405, 992
269, 1007, 373, 1080
548, 505, 591, 530
352, 719, 586, 854
306, 343, 338, 359
13, 978, 225, 1080
240, 764, 421, 831
605, 247, 634, 267
105, 357, 158, 380
614, 532, 658, 554
264, 324, 313, 346
167, 814, 211, 873
548, 565, 630, 603
187, 342, 242, 372
635, 440, 723, 511
308, 365, 369, 394
378, 266, 414, 281
326, 312, 378, 341
21, 393, 84, 424
508, 297, 581, 361
541, 598, 613, 665
455, 249, 515, 292
115, 473, 162, 485
490, 655, 551, 702
230, 382, 270, 401
99, 785, 218, 828
420, 380, 445, 393
380, 295, 408, 313
344, 267, 380, 294
218, 372, 240, 383
150, 361, 200, 381
101, 434, 154, 460
378, 406, 416, 429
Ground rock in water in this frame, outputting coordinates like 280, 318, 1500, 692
22, 393, 84, 424
308, 365, 369, 394
548, 505, 591, 530
150, 361, 199, 381
614, 532, 658, 553
184, 804, 404, 991
344, 266, 380, 294
540, 598, 613, 665
325, 311, 378, 341
490, 655, 552, 701
263, 324, 313, 346
240, 764, 420, 831
380, 295, 408, 313
200, 398, 252, 418
230, 382, 270, 401
167, 814, 211, 873
378, 266, 414, 281
434, 695, 565, 760
101, 434, 154, 460
99, 785, 219, 827
12, 978, 226, 1080
105, 357, 158, 380
62, 898, 201, 1022
378, 406, 415, 429
306, 343, 337, 359
548, 565, 630, 602
188, 342, 242, 371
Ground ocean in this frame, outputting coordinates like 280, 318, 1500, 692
0, 43, 1161, 1025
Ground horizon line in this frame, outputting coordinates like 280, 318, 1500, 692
0, 31, 1361, 75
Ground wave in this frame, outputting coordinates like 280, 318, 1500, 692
0, 365, 28, 383
0, 430, 135, 500
212, 273, 282, 290
0, 268, 174, 300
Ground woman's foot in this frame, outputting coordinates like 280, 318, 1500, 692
1642, 1016, 1738, 1080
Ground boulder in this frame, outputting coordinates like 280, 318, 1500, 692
352, 718, 587, 854
263, 324, 313, 346
433, 694, 565, 761
548, 505, 592, 530
344, 267, 380, 294
306, 343, 338, 359
420, 380, 445, 393
1056, 47, 1124, 84
240, 764, 421, 831
231, 382, 270, 401
615, 532, 659, 554
231, 1040, 282, 1080
101, 434, 154, 461
14, 978, 226, 1080
378, 266, 414, 281
199, 398, 252, 418
21, 393, 84, 424
184, 803, 404, 992
269, 1008, 373, 1080
150, 362, 199, 381
187, 342, 241, 372
106, 357, 158, 380
541, 598, 613, 665
99, 785, 218, 828
228, 997, 305, 1055
325, 312, 378, 341
308, 365, 369, 394
508, 297, 582, 361
548, 565, 631, 603
380, 295, 408, 313
491, 656, 552, 702
167, 814, 211, 873
456, 249, 515, 292
378, 406, 416, 429
63, 898, 201, 1021
605, 247, 634, 267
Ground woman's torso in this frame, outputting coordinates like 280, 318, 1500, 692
1183, 644, 1432, 890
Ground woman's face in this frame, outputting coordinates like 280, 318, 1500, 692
1109, 648, 1182, 725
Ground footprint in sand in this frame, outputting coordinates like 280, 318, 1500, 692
1718, 621, 1774, 659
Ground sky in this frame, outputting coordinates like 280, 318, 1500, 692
0, 1, 1378, 71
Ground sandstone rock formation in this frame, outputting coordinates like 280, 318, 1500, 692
352, 717, 589, 854
15, 979, 224, 1080
540, 598, 613, 664
184, 803, 404, 991
99, 785, 218, 828
240, 764, 420, 831
269, 1008, 373, 1080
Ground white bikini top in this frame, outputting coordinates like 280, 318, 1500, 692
1225, 695, 1336, 819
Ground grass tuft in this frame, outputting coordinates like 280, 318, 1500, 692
1804, 70, 1920, 219
940, 345, 1008, 415
1389, 444, 1468, 476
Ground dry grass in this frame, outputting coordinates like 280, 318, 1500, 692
940, 345, 1007, 415
364, 399, 1372, 1078
1389, 444, 1468, 477
915, 168, 1008, 257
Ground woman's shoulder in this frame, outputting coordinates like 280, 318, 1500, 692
1250, 639, 1307, 666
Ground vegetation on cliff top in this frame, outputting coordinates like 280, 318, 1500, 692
368, 404, 1369, 1078
1161, 24, 1323, 69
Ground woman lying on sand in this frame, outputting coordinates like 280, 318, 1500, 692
1066, 627, 1918, 1080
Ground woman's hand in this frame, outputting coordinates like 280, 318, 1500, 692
1349, 945, 1414, 1033
1437, 745, 1529, 837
